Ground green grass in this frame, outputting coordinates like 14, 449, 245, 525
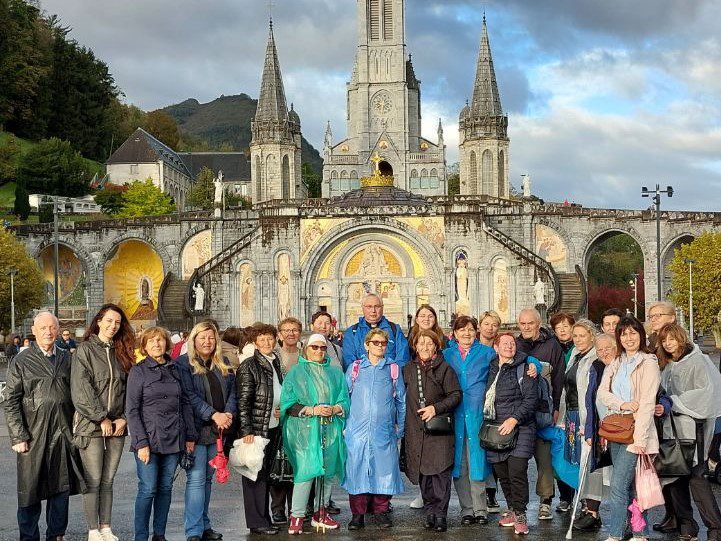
0, 182, 16, 207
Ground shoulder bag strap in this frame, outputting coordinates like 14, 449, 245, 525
416, 365, 426, 408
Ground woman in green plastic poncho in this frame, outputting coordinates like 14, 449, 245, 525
280, 333, 350, 534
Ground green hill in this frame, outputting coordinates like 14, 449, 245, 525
162, 94, 323, 174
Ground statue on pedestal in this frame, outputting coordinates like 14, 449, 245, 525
534, 278, 547, 306
193, 281, 205, 312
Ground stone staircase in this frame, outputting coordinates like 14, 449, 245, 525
157, 273, 191, 331
555, 266, 588, 317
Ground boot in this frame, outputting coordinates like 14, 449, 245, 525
348, 514, 365, 530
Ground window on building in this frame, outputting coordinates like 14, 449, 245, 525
130, 164, 139, 174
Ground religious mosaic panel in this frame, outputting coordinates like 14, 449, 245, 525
454, 250, 470, 316
300, 218, 350, 260
238, 262, 254, 327
493, 258, 510, 323
397, 216, 445, 247
535, 224, 569, 272
38, 245, 85, 304
181, 230, 212, 279
276, 253, 292, 321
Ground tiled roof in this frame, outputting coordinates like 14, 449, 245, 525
106, 128, 191, 177
178, 152, 251, 183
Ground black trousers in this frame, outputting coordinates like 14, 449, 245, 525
17, 491, 69, 541
270, 482, 293, 516
558, 479, 575, 503
419, 467, 452, 518
242, 428, 280, 529
493, 457, 530, 514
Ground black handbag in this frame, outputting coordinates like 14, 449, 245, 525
417, 366, 453, 436
654, 414, 696, 477
479, 419, 518, 452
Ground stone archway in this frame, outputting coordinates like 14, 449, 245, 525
661, 234, 696, 297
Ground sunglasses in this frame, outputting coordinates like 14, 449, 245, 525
369, 340, 388, 347
308, 345, 327, 351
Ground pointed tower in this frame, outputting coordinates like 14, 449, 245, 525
459, 16, 509, 197
250, 20, 304, 204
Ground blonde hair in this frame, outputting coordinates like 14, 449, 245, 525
479, 310, 502, 326
364, 328, 389, 345
572, 318, 599, 338
140, 326, 173, 357
186, 321, 231, 377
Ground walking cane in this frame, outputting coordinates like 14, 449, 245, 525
316, 413, 330, 534
566, 441, 592, 539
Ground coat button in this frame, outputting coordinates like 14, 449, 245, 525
163, 395, 168, 399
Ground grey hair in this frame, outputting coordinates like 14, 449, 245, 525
649, 301, 676, 314
572, 318, 599, 337
362, 293, 383, 306
517, 308, 541, 323
595, 333, 616, 346
33, 310, 60, 327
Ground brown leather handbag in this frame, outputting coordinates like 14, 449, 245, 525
598, 413, 635, 444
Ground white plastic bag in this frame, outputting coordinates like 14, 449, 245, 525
229, 436, 270, 481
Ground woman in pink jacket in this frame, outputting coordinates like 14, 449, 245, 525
597, 316, 660, 541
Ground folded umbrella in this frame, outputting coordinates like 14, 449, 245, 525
209, 429, 230, 484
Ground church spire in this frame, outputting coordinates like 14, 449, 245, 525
255, 20, 289, 123
470, 16, 503, 116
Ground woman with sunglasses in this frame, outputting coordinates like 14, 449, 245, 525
342, 328, 406, 531
280, 334, 350, 534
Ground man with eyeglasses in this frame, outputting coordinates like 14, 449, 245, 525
341, 294, 410, 370
646, 301, 677, 350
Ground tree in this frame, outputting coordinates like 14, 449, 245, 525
669, 232, 721, 332
587, 234, 644, 287
117, 178, 175, 218
13, 181, 30, 220
0, 136, 20, 182
447, 172, 460, 196
93, 184, 126, 214
225, 188, 251, 209
16, 137, 92, 197
187, 166, 215, 210
143, 110, 180, 150
302, 162, 321, 198
0, 228, 45, 332
107, 100, 146, 154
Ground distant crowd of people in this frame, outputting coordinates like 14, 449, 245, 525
4, 297, 721, 541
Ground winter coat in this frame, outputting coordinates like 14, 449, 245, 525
341, 316, 410, 370
403, 355, 462, 484
485, 351, 539, 463
597, 352, 660, 454
342, 355, 406, 495
220, 340, 241, 370
176, 354, 237, 444
236, 350, 284, 439
70, 335, 128, 441
125, 355, 196, 453
516, 327, 565, 412
55, 337, 77, 351
4, 344, 85, 506
443, 339, 495, 480
584, 359, 608, 470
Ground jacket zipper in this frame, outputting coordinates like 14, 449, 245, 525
106, 346, 114, 418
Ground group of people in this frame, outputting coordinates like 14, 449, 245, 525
4, 295, 721, 541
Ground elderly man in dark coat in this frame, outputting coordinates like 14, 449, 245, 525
4, 311, 85, 541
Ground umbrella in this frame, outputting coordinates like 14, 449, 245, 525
628, 499, 646, 532
209, 429, 230, 484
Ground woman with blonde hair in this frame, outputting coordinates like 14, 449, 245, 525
478, 311, 502, 348
176, 321, 236, 541
408, 305, 446, 357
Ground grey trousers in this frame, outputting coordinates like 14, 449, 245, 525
534, 438, 555, 500
453, 439, 487, 517
79, 436, 125, 529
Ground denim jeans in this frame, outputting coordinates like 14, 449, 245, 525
79, 436, 125, 529
134, 452, 179, 541
184, 443, 217, 537
17, 491, 69, 541
608, 443, 648, 539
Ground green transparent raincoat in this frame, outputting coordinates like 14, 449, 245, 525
280, 355, 350, 484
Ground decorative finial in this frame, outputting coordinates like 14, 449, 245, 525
370, 152, 383, 174
268, 0, 275, 27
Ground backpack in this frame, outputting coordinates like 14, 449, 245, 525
516, 363, 554, 430
350, 359, 399, 397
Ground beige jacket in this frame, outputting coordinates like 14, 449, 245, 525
597, 352, 660, 454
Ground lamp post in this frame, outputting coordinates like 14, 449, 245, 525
53, 195, 59, 317
641, 184, 674, 301
7, 267, 18, 334
629, 273, 639, 319
685, 258, 696, 340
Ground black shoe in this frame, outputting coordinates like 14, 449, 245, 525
486, 489, 500, 513
476, 514, 489, 525
653, 515, 679, 533
387, 502, 394, 512
202, 529, 223, 541
326, 499, 341, 515
348, 514, 365, 530
271, 513, 287, 525
187, 537, 202, 541
573, 512, 602, 532
435, 517, 447, 532
461, 515, 475, 526
424, 514, 436, 530
556, 500, 572, 513
152, 536, 168, 541
377, 512, 392, 528
249, 527, 279, 535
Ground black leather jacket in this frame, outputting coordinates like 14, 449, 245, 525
236, 350, 284, 438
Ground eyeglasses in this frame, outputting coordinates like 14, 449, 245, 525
369, 340, 388, 347
308, 345, 327, 351
281, 328, 301, 334
648, 313, 674, 320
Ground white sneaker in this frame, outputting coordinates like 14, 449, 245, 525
88, 530, 103, 541
99, 528, 119, 541
410, 495, 424, 509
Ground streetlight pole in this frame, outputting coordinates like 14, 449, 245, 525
685, 258, 696, 340
53, 195, 59, 317
641, 184, 674, 301
7, 267, 18, 335
629, 273, 639, 319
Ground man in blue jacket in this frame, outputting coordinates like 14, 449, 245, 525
342, 294, 410, 370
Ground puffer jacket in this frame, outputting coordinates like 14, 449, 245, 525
236, 349, 283, 438
70, 335, 128, 439
516, 326, 565, 413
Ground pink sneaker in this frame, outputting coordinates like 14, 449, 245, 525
288, 516, 304, 535
499, 512, 516, 527
514, 513, 529, 535
311, 509, 340, 530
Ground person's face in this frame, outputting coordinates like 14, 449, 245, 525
98, 309, 122, 341
596, 340, 617, 365
194, 329, 217, 359
649, 306, 676, 332
255, 333, 277, 355
494, 335, 516, 360
662, 334, 681, 357
415, 335, 437, 362
362, 297, 384, 325
364, 335, 388, 358
13, 337, 20, 345
279, 324, 301, 347
306, 342, 327, 362
602, 315, 621, 335
415, 308, 436, 331
23, 338, 30, 347
479, 317, 500, 341
572, 326, 594, 352
619, 326, 641, 354
311, 315, 333, 337
554, 320, 573, 342
453, 322, 476, 348
32, 314, 59, 349
145, 335, 167, 359
61, 330, 71, 342
518, 312, 541, 340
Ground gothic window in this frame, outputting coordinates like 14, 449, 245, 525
469, 151, 478, 195
350, 170, 358, 178
331, 170, 338, 179
281, 155, 290, 200
340, 170, 348, 179
383, 0, 393, 40
498, 150, 505, 197
369, 0, 380, 41
482, 149, 493, 194
411, 169, 418, 179
430, 168, 438, 177
255, 157, 261, 201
